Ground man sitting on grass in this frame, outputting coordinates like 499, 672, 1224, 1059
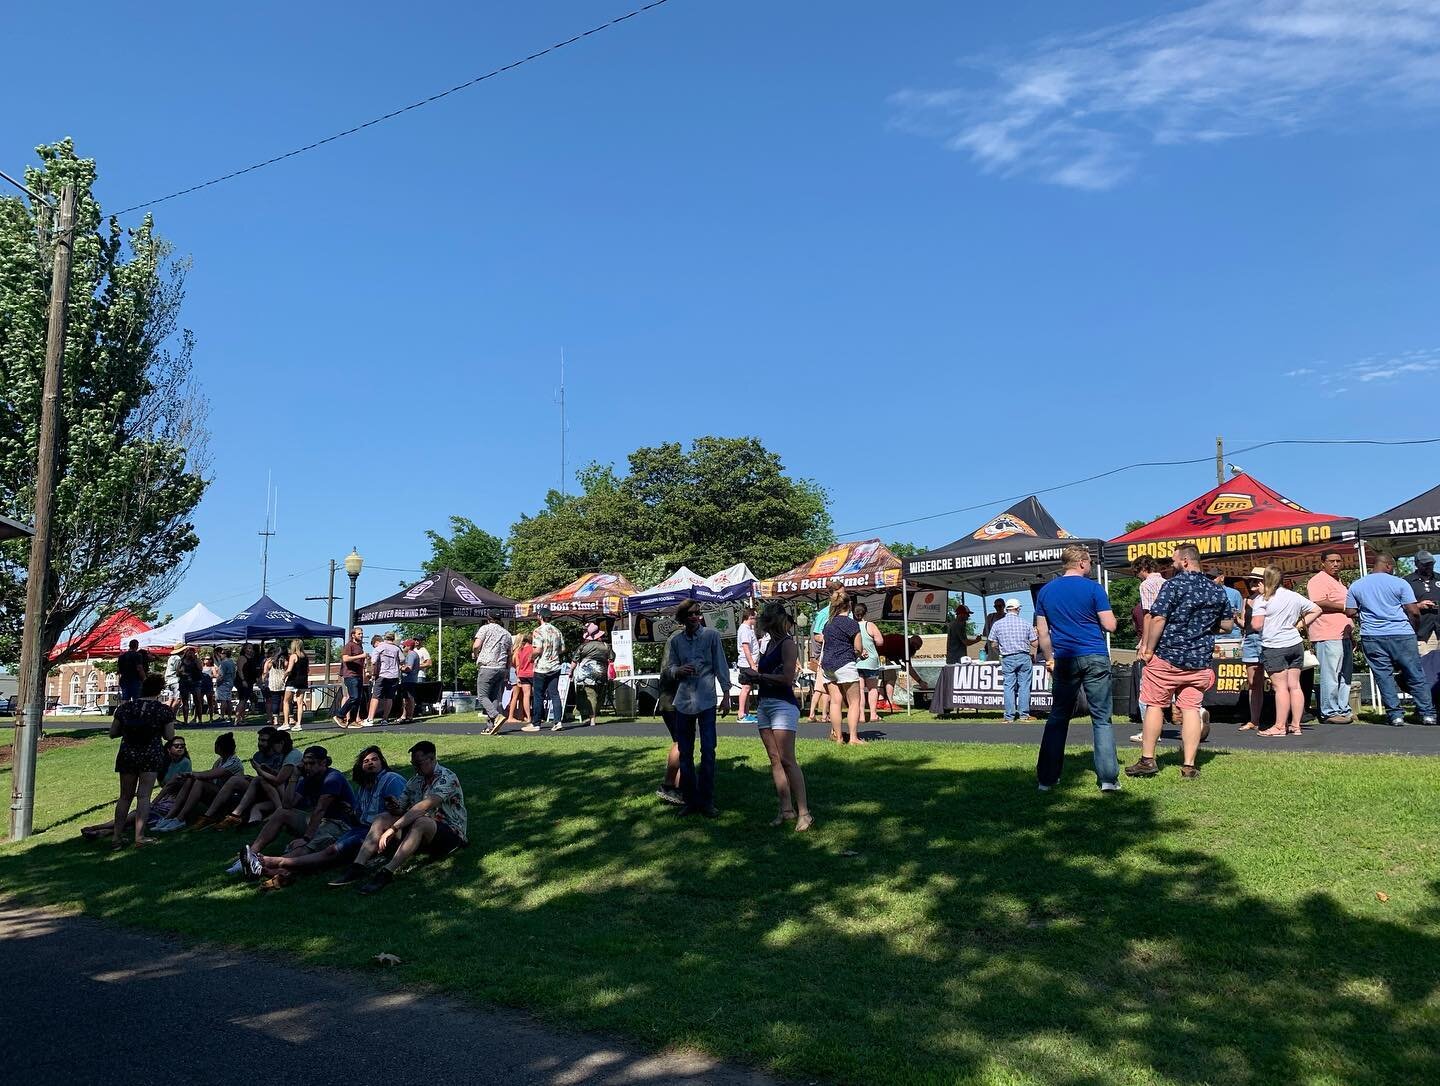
249, 745, 406, 890
153, 732, 244, 831
195, 728, 301, 830
328, 740, 467, 895
233, 745, 357, 881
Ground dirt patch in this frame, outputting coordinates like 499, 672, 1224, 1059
0, 736, 88, 768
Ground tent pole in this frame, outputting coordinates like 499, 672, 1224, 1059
1102, 566, 1112, 655
902, 578, 912, 719
437, 616, 444, 692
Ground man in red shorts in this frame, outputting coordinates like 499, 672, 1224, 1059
1126, 544, 1233, 780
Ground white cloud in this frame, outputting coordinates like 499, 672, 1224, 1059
1284, 367, 1316, 377
1289, 347, 1440, 394
893, 0, 1440, 189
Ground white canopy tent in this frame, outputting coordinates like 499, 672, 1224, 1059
135, 603, 224, 649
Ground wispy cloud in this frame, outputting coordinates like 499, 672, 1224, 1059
1288, 347, 1440, 395
892, 0, 1440, 189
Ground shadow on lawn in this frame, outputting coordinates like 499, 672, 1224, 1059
1, 740, 1436, 1085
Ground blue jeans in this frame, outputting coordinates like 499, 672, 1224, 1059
118, 678, 142, 703
1001, 654, 1033, 719
335, 676, 363, 721
1314, 638, 1352, 718
674, 707, 718, 810
533, 670, 563, 724
1361, 635, 1434, 721
1037, 654, 1117, 787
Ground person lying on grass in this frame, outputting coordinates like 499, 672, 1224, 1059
328, 740, 468, 895
231, 745, 357, 879
248, 745, 406, 891
196, 729, 302, 831
153, 732, 244, 831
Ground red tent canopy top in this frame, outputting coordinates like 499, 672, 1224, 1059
49, 609, 153, 661
1103, 473, 1358, 573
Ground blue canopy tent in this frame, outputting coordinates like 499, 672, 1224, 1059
184, 594, 344, 643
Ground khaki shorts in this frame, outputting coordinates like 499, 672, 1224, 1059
301, 817, 352, 853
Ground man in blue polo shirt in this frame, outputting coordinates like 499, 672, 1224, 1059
1347, 552, 1437, 726
1034, 545, 1118, 792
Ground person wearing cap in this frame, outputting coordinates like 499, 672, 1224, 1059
662, 600, 730, 817
946, 604, 981, 665
531, 608, 566, 731
472, 614, 514, 735
988, 598, 1039, 722
396, 639, 422, 723
1208, 567, 1244, 646
1307, 551, 1354, 724
364, 632, 403, 726
1406, 549, 1440, 652
1346, 551, 1437, 726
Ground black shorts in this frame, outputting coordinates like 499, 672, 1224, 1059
375, 677, 398, 700
425, 820, 466, 857
1262, 643, 1304, 675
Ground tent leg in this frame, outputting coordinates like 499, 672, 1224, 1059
437, 617, 444, 693
902, 578, 912, 719
1101, 567, 1112, 655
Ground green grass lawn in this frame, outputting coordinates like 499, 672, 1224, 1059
2, 730, 1436, 1085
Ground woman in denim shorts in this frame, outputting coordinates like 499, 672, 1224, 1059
747, 602, 813, 832
1238, 573, 1266, 731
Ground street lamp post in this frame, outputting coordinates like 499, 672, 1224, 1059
344, 548, 364, 631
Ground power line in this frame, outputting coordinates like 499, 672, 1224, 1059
112, 0, 675, 217
0, 168, 54, 207
832, 436, 1440, 539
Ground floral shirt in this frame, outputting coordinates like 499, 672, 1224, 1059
399, 763, 468, 842
1151, 570, 1232, 670
531, 623, 565, 675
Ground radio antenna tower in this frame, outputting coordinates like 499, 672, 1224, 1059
259, 472, 277, 594
557, 348, 569, 497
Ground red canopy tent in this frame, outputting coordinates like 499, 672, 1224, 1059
756, 539, 903, 599
1103, 473, 1359, 575
517, 572, 641, 619
49, 609, 153, 661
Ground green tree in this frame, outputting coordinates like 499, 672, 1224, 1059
1111, 518, 1152, 649
396, 516, 506, 689
499, 437, 831, 600
0, 140, 208, 668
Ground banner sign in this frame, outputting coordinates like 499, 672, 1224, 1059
611, 628, 634, 680
937, 660, 1053, 712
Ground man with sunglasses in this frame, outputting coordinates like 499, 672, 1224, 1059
662, 601, 731, 817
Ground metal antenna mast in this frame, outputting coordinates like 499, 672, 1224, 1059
558, 348, 568, 496
259, 472, 277, 594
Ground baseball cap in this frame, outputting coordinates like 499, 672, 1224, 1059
1004, 598, 1021, 611
1417, 549, 1435, 564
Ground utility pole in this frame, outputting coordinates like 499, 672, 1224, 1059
259, 475, 276, 595
11, 184, 76, 842
1216, 435, 1224, 486
558, 348, 568, 497
305, 558, 339, 686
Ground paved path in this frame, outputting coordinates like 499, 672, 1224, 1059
0, 899, 779, 1086
44, 715, 1440, 755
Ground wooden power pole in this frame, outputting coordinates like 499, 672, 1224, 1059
1216, 435, 1224, 486
11, 183, 76, 841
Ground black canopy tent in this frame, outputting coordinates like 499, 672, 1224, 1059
354, 568, 519, 690
0, 514, 34, 542
1359, 483, 1440, 559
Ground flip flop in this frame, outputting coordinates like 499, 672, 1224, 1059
1238, 722, 1258, 731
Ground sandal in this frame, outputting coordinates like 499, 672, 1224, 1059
770, 811, 796, 827
1256, 725, 1287, 737
1179, 764, 1199, 780
794, 813, 814, 832
1286, 726, 1303, 735
133, 836, 157, 848
110, 839, 125, 851
1238, 722, 1258, 731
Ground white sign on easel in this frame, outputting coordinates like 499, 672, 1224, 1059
612, 628, 634, 680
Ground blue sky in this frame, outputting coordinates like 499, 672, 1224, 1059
9, 0, 1439, 622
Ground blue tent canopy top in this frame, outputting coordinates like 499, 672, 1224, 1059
184, 594, 344, 643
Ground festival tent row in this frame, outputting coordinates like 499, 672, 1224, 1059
136, 603, 223, 649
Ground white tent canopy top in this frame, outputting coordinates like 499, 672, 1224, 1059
135, 602, 224, 649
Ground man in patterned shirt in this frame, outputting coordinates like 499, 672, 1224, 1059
987, 599, 1038, 722
1127, 544, 1233, 780
530, 608, 567, 731
331, 740, 468, 894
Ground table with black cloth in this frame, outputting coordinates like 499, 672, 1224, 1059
931, 660, 1091, 718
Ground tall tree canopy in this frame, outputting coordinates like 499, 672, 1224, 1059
0, 140, 208, 667
500, 437, 831, 600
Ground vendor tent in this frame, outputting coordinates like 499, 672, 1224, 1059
355, 570, 520, 689
136, 603, 224, 649
695, 562, 758, 604
49, 609, 152, 661
1359, 483, 1440, 557
184, 594, 344, 643
756, 539, 902, 599
1103, 472, 1358, 575
518, 572, 640, 618
355, 569, 518, 624
0, 513, 33, 541
624, 567, 705, 614
903, 497, 1101, 595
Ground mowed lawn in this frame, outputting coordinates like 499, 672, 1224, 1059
1, 730, 1437, 1086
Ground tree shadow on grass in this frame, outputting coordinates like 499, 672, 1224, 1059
1, 738, 1436, 1085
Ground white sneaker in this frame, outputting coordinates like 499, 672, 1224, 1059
290, 724, 303, 733
1036, 783, 1053, 792
520, 724, 540, 732
243, 845, 263, 878
274, 723, 291, 732
550, 722, 563, 732
1100, 782, 1121, 792
361, 719, 376, 728
225, 858, 244, 875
